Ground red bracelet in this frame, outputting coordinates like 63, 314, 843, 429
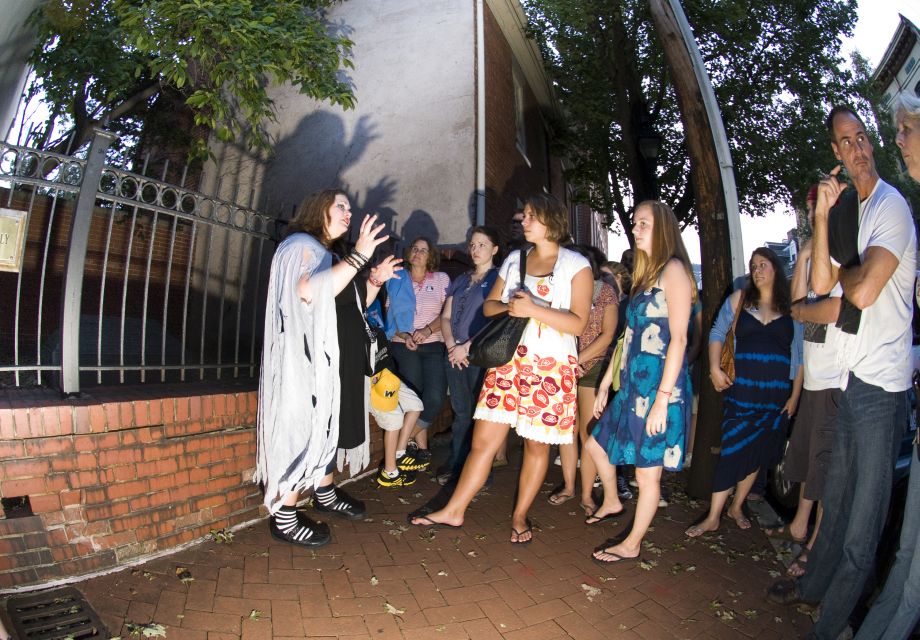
368, 274, 384, 287
658, 388, 672, 397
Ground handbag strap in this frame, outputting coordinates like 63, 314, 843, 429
518, 248, 527, 291
729, 290, 746, 336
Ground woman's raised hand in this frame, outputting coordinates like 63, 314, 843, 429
370, 255, 402, 284
354, 213, 389, 258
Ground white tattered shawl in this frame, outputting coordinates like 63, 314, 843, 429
255, 233, 340, 514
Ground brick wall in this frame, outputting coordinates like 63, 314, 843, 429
482, 2, 552, 246
0, 385, 264, 588
0, 382, 446, 588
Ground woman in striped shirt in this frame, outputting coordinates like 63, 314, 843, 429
385, 236, 450, 472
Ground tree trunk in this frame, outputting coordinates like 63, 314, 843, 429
647, 0, 735, 499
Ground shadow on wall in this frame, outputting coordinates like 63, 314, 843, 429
261, 111, 382, 219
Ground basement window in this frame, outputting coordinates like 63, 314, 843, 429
1, 496, 33, 518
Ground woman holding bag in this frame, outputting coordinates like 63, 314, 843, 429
686, 247, 803, 538
410, 194, 592, 543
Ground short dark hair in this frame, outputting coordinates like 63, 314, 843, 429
826, 105, 866, 141
404, 236, 440, 272
525, 194, 569, 243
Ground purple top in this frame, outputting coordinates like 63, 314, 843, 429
446, 267, 499, 343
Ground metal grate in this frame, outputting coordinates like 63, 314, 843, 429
6, 587, 110, 640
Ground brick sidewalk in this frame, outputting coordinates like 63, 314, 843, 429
66, 450, 813, 639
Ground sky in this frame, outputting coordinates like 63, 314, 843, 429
607, 0, 920, 265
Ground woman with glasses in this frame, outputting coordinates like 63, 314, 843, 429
437, 226, 501, 484
383, 236, 450, 475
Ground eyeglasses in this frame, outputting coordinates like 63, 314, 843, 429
411, 247, 430, 254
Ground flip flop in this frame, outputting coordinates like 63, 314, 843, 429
593, 528, 630, 553
728, 512, 751, 530
585, 509, 624, 526
685, 513, 718, 538
764, 524, 807, 544
511, 519, 533, 545
548, 490, 575, 506
592, 549, 640, 565
410, 515, 462, 529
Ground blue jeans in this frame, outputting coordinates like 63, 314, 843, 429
854, 447, 920, 640
445, 362, 485, 477
798, 374, 907, 639
390, 342, 448, 428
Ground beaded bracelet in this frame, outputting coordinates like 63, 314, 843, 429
368, 274, 384, 287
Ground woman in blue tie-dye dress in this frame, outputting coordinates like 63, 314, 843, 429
585, 201, 696, 564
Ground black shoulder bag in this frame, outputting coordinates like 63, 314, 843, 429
468, 249, 530, 369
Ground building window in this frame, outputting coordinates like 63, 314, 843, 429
915, 81, 920, 97
907, 57, 917, 74
513, 73, 528, 160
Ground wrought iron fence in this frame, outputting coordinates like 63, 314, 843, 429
0, 129, 275, 393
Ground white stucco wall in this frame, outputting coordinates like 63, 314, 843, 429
0, 0, 41, 142
205, 0, 478, 249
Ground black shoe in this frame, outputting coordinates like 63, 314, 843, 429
765, 579, 818, 609
270, 513, 331, 547
617, 475, 634, 500
313, 486, 366, 520
397, 442, 432, 472
376, 466, 417, 487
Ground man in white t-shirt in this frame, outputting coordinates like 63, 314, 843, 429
768, 106, 916, 640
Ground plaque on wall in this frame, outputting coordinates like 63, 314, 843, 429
0, 208, 28, 273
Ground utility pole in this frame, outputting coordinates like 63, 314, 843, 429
647, 0, 741, 498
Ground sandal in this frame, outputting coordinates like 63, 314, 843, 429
548, 488, 575, 506
585, 508, 625, 525
764, 524, 807, 544
410, 515, 462, 529
511, 519, 533, 545
787, 551, 808, 578
728, 512, 752, 530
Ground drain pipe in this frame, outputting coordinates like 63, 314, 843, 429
475, 0, 486, 226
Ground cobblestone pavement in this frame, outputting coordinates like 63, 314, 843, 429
66, 446, 814, 639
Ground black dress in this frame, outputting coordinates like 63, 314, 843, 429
335, 275, 370, 449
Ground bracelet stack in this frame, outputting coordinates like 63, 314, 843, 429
343, 250, 369, 271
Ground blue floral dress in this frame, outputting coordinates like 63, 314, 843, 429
592, 286, 690, 470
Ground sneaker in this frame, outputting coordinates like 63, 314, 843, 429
376, 466, 417, 488
397, 442, 432, 472
658, 494, 669, 508
616, 476, 634, 500
629, 478, 638, 488
313, 486, 366, 520
593, 475, 601, 488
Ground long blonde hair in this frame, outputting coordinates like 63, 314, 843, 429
630, 200, 698, 301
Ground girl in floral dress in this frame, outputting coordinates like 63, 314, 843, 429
410, 194, 592, 543
586, 200, 695, 563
